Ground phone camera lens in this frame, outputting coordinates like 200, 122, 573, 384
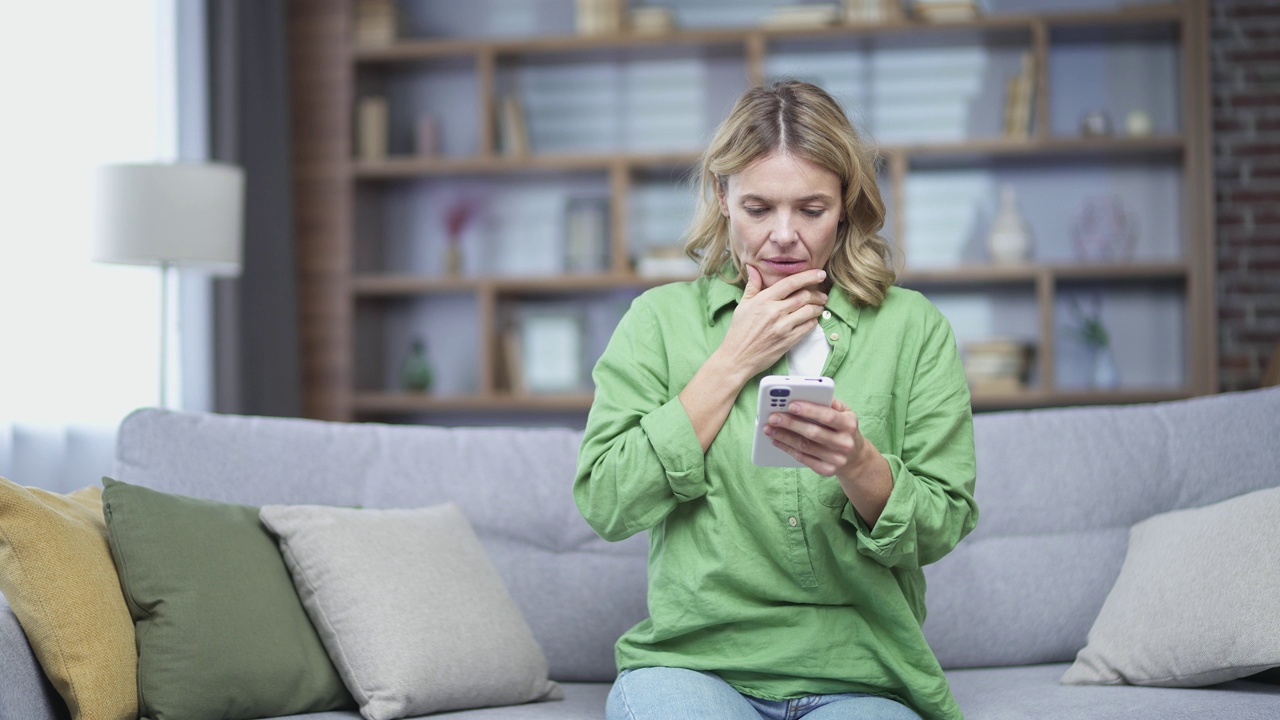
770, 388, 790, 397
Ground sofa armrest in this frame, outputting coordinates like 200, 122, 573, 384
0, 593, 68, 720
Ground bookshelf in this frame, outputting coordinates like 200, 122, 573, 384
288, 0, 1214, 423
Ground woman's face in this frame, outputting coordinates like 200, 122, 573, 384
718, 150, 844, 290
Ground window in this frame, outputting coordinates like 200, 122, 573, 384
0, 1, 176, 426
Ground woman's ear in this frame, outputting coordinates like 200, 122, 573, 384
716, 175, 730, 218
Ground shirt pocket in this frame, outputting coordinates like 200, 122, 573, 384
813, 392, 894, 508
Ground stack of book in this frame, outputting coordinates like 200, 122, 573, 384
963, 339, 1034, 393
354, 0, 396, 47
629, 6, 677, 35
1003, 52, 1037, 139
576, 0, 623, 35
843, 0, 893, 25
762, 3, 842, 29
635, 246, 698, 278
910, 0, 980, 23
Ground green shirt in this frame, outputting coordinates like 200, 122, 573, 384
574, 276, 978, 720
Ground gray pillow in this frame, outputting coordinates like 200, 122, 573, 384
1062, 486, 1280, 687
258, 502, 562, 720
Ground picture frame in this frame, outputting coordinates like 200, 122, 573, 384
512, 305, 587, 394
563, 197, 610, 273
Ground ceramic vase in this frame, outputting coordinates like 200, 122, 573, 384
988, 185, 1032, 264
1090, 345, 1121, 389
1071, 196, 1136, 261
444, 240, 463, 276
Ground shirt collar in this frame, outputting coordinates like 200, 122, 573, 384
702, 274, 863, 329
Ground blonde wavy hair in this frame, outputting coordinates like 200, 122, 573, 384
683, 80, 895, 307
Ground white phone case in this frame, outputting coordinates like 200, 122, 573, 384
751, 375, 835, 467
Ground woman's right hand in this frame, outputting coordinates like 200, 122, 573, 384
678, 264, 829, 453
718, 264, 829, 381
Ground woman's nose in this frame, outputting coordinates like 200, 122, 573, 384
770, 212, 798, 246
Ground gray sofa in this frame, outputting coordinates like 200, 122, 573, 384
3, 387, 1280, 719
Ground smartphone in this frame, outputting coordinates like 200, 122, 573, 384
751, 375, 836, 467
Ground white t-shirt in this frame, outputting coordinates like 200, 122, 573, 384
787, 322, 830, 378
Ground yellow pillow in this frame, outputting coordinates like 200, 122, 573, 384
0, 477, 138, 720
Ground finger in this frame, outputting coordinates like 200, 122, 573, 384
766, 422, 841, 469
742, 264, 763, 301
761, 268, 827, 300
775, 403, 856, 454
786, 293, 830, 319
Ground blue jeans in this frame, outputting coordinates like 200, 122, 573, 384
607, 667, 922, 720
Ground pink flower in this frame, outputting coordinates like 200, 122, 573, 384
446, 198, 477, 243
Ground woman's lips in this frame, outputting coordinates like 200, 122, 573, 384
763, 258, 806, 273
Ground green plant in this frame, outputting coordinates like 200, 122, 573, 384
1071, 295, 1110, 349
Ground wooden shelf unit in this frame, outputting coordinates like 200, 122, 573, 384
288, 0, 1214, 422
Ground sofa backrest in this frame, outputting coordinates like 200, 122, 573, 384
115, 387, 1280, 678
112, 409, 646, 683
923, 386, 1280, 668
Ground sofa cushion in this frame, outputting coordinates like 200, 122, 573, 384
1062, 485, 1280, 687
924, 387, 1280, 668
949, 663, 1280, 719
102, 478, 353, 720
0, 479, 136, 720
260, 502, 562, 720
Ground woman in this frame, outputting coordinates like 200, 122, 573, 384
574, 80, 977, 720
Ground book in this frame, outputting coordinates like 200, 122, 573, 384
575, 0, 622, 35
629, 6, 676, 35
963, 338, 1034, 392
762, 4, 842, 29
503, 326, 526, 395
635, 246, 698, 278
912, 0, 979, 23
564, 198, 610, 273
354, 0, 396, 47
843, 0, 892, 25
498, 94, 530, 156
357, 96, 388, 160
1003, 51, 1036, 139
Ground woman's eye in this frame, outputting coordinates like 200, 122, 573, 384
803, 208, 825, 218
745, 206, 768, 217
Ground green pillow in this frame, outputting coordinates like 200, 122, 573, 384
101, 478, 353, 720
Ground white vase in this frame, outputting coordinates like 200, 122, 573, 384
1091, 345, 1121, 389
988, 185, 1032, 264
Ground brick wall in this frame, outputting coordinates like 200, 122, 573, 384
1212, 0, 1280, 390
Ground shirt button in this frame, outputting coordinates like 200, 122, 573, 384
828, 332, 840, 342
788, 516, 798, 527
822, 310, 831, 319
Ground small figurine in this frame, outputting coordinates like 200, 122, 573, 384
1080, 110, 1112, 137
1124, 110, 1153, 137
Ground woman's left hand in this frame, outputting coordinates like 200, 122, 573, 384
763, 398, 894, 525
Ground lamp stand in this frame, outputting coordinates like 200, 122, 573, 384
159, 260, 173, 409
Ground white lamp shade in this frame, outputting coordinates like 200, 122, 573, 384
92, 162, 245, 276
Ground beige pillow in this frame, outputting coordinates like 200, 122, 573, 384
0, 477, 138, 720
1062, 485, 1280, 687
259, 502, 562, 720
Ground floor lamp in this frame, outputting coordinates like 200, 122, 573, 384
92, 163, 245, 409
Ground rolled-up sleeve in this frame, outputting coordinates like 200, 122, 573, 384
846, 308, 978, 570
575, 296, 707, 541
